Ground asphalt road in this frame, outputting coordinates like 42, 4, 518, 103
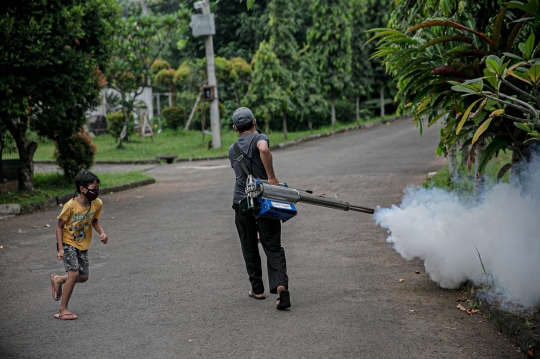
0, 119, 524, 358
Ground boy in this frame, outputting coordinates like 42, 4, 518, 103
49, 170, 108, 320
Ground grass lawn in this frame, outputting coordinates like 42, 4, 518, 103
33, 116, 397, 162
425, 150, 513, 196
0, 171, 153, 207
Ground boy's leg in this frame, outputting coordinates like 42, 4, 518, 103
55, 246, 89, 319
58, 269, 80, 317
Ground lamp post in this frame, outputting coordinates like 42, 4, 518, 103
191, 0, 221, 149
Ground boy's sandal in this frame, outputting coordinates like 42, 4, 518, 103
54, 312, 78, 320
276, 290, 291, 310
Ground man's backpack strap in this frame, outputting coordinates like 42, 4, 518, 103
233, 142, 251, 177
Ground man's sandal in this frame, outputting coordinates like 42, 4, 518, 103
276, 290, 291, 310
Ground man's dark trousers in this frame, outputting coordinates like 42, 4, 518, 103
233, 205, 289, 295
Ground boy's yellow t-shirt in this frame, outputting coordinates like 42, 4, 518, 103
57, 198, 103, 250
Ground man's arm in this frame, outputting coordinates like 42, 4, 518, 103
257, 139, 279, 185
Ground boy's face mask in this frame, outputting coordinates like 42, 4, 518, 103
84, 187, 99, 201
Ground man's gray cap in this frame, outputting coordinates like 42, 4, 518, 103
232, 107, 255, 127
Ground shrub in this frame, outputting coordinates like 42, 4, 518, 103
106, 112, 133, 139
162, 106, 186, 131
150, 59, 171, 75
54, 131, 97, 180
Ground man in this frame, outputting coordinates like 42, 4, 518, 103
229, 107, 291, 310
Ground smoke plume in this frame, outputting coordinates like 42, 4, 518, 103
374, 156, 540, 310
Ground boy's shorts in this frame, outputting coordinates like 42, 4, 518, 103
62, 244, 89, 275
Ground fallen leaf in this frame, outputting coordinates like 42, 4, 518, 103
109, 191, 114, 194
457, 297, 465, 302
399, 279, 404, 283
11, 228, 26, 233
409, 309, 415, 312
0, 245, 3, 249
528, 345, 533, 358
466, 308, 480, 316
457, 304, 467, 312
116, 197, 121, 202
110, 217, 116, 220
45, 224, 50, 227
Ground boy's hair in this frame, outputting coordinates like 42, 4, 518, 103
75, 170, 100, 193
235, 120, 254, 133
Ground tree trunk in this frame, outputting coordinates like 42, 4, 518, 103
380, 85, 385, 119
356, 96, 360, 122
140, 0, 149, 15
330, 97, 336, 129
460, 140, 469, 171
234, 88, 240, 107
201, 104, 206, 141
2, 115, 36, 191
474, 139, 486, 201
282, 111, 288, 140
447, 144, 458, 183
170, 86, 177, 107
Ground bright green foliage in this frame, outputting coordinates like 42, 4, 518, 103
155, 68, 177, 105
308, 0, 353, 126
54, 132, 97, 180
294, 53, 328, 131
369, 0, 540, 178
268, 0, 299, 138
162, 106, 186, 131
105, 11, 186, 146
243, 41, 293, 133
0, 0, 120, 188
107, 112, 134, 139
229, 57, 253, 107
150, 59, 171, 74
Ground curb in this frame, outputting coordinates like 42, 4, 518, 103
33, 115, 409, 165
19, 178, 156, 214
466, 282, 540, 357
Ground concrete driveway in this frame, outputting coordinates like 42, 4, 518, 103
0, 119, 524, 358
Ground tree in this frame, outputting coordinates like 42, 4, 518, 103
268, 0, 299, 139
243, 41, 292, 134
308, 0, 353, 128
0, 0, 120, 190
369, 0, 540, 195
106, 12, 184, 147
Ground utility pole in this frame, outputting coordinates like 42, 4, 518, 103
192, 0, 221, 149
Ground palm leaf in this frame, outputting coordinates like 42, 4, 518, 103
492, 7, 507, 50
472, 117, 493, 143
418, 35, 473, 50
407, 19, 495, 49
478, 137, 510, 173
456, 99, 483, 135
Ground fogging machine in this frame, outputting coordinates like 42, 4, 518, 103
238, 175, 374, 222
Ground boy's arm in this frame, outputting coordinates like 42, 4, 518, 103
56, 219, 66, 260
257, 139, 279, 185
92, 219, 108, 244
